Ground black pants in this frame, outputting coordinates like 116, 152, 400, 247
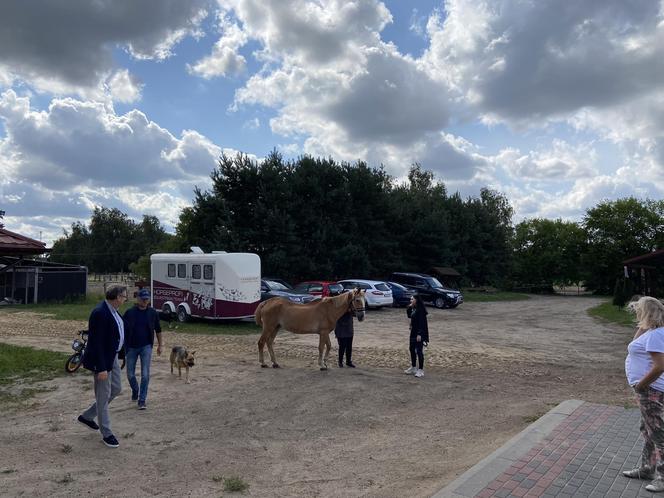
337, 337, 353, 365
409, 341, 424, 369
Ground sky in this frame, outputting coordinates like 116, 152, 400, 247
1, 0, 663, 246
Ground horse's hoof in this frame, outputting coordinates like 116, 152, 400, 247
272, 364, 280, 368
320, 367, 328, 371
261, 364, 268, 368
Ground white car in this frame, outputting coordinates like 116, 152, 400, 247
337, 279, 393, 309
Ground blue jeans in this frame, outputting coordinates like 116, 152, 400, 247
126, 345, 152, 403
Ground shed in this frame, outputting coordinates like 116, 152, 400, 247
623, 249, 664, 297
428, 266, 462, 288
0, 228, 87, 304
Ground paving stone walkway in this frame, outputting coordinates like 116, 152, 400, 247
434, 400, 661, 498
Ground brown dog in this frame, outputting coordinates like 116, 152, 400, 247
170, 346, 196, 383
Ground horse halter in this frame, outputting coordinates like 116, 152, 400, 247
348, 293, 366, 316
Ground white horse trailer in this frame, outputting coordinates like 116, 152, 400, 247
151, 250, 261, 321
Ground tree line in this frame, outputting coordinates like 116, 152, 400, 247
48, 152, 664, 295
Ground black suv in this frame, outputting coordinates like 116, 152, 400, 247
389, 272, 463, 309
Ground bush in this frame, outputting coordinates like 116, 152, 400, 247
612, 277, 635, 309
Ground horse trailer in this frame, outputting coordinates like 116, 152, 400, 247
151, 249, 261, 321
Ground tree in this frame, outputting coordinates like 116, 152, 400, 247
583, 198, 664, 293
512, 218, 586, 288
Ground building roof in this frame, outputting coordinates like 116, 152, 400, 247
429, 266, 462, 277
623, 249, 664, 268
0, 228, 49, 256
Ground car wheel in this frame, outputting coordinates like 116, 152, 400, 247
177, 306, 190, 323
434, 297, 446, 309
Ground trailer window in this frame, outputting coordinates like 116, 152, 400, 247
204, 264, 214, 280
191, 264, 201, 280
177, 264, 187, 278
167, 264, 176, 278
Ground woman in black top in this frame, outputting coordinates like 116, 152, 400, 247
334, 311, 355, 368
405, 294, 428, 378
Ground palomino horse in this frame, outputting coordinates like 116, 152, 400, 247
255, 289, 366, 370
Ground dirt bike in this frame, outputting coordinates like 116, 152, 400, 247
65, 330, 88, 373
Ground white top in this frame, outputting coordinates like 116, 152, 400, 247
625, 327, 664, 391
106, 301, 125, 352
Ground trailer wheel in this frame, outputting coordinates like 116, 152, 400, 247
177, 305, 190, 323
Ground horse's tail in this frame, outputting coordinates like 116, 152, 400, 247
255, 300, 266, 327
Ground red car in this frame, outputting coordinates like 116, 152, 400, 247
293, 280, 344, 298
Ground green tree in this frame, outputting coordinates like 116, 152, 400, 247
512, 218, 586, 287
583, 198, 664, 293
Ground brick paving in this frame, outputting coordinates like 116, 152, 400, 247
435, 401, 661, 498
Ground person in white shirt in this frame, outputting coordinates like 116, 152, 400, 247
622, 296, 664, 492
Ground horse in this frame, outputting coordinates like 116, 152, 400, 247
255, 289, 366, 370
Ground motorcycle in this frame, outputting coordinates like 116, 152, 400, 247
65, 329, 88, 373
65, 329, 126, 373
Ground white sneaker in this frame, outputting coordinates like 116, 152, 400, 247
415, 369, 424, 378
404, 366, 417, 375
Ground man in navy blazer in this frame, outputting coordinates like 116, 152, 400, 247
78, 285, 127, 448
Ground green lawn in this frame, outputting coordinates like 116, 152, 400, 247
0, 343, 70, 405
587, 300, 635, 327
462, 291, 531, 302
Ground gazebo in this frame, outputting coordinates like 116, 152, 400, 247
623, 249, 664, 297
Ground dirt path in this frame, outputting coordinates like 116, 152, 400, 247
0, 296, 635, 497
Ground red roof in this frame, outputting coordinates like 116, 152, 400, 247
0, 228, 49, 255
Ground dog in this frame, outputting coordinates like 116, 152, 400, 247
170, 346, 196, 383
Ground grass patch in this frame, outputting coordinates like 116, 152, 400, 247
588, 301, 635, 328
462, 291, 531, 302
0, 295, 258, 335
223, 476, 249, 493
0, 343, 69, 385
0, 343, 69, 407
1, 294, 132, 321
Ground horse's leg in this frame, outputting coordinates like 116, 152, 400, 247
258, 329, 269, 368
318, 334, 327, 371
324, 332, 331, 369
267, 328, 280, 368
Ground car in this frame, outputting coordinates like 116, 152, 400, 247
386, 281, 415, 307
337, 279, 393, 309
389, 272, 463, 309
293, 280, 344, 298
260, 279, 317, 304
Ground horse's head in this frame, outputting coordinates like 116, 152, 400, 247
349, 289, 366, 321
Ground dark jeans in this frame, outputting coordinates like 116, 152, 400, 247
337, 336, 353, 365
126, 344, 152, 403
409, 340, 424, 369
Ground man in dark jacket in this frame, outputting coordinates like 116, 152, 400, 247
78, 285, 127, 448
123, 288, 162, 410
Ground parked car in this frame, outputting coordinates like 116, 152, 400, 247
261, 279, 317, 304
337, 279, 393, 309
389, 272, 463, 309
386, 281, 415, 307
293, 281, 344, 298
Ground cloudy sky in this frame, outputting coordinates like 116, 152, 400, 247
1, 0, 663, 245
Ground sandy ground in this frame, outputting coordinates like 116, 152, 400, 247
0, 296, 635, 497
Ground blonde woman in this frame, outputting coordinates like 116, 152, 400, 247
623, 296, 664, 492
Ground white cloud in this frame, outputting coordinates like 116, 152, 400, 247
107, 70, 143, 104
188, 16, 248, 78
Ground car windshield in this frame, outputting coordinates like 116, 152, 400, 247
328, 283, 343, 294
427, 277, 444, 289
388, 282, 405, 290
265, 280, 289, 291
375, 283, 390, 291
